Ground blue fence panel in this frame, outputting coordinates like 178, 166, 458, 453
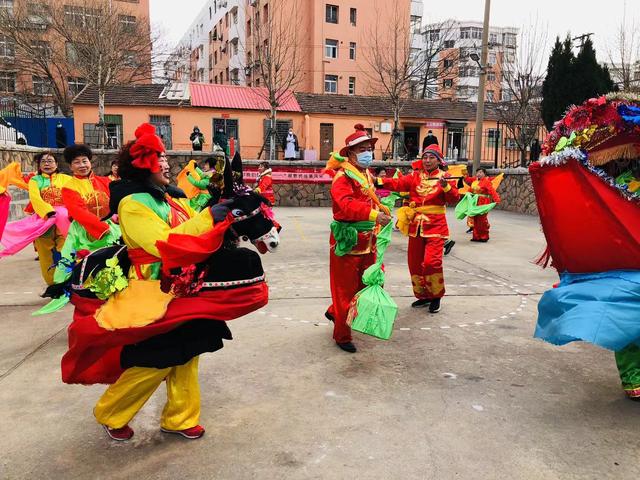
45, 118, 75, 148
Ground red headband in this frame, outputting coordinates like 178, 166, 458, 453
130, 123, 165, 173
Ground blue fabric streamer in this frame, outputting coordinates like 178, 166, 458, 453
618, 104, 640, 125
535, 270, 640, 351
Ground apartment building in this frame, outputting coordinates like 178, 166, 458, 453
422, 20, 518, 102
169, 0, 423, 97
0, 0, 151, 102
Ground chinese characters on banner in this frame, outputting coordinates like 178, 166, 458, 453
244, 167, 332, 184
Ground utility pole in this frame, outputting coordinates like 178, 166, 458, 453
571, 33, 594, 49
472, 0, 490, 174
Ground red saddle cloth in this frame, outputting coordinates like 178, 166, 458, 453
61, 283, 268, 385
529, 159, 640, 273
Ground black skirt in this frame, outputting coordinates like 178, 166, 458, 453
120, 319, 232, 369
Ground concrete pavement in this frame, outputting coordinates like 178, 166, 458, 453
0, 207, 638, 480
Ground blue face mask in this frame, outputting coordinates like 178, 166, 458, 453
356, 151, 373, 167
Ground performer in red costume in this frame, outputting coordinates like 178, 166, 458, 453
378, 144, 459, 313
325, 124, 392, 353
463, 168, 500, 242
254, 161, 275, 204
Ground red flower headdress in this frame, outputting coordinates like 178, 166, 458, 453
130, 123, 165, 173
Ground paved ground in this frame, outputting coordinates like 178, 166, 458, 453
0, 207, 638, 480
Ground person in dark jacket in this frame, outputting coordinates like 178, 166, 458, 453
422, 130, 439, 151
530, 139, 542, 162
190, 126, 205, 151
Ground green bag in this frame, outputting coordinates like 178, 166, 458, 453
347, 222, 398, 340
455, 193, 496, 220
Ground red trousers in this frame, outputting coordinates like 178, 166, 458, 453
472, 213, 490, 241
408, 235, 445, 299
329, 250, 376, 343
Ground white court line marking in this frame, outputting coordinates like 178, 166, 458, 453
400, 327, 411, 331
420, 327, 431, 330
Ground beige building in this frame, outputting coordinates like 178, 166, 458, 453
422, 20, 518, 102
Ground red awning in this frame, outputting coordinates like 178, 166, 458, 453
189, 83, 301, 112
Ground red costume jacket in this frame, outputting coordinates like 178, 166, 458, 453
62, 173, 112, 239
330, 170, 379, 254
255, 171, 275, 204
464, 176, 500, 206
382, 166, 459, 238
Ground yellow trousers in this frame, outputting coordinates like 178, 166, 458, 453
34, 227, 65, 285
94, 356, 200, 430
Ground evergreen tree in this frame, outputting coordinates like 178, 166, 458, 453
570, 38, 616, 106
541, 35, 574, 130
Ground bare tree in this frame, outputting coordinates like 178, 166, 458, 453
498, 17, 548, 167
244, 0, 304, 161
364, 1, 422, 160
1, 0, 162, 138
607, 13, 640, 92
0, 2, 76, 115
418, 20, 460, 99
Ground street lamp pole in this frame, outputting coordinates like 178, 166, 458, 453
472, 0, 491, 174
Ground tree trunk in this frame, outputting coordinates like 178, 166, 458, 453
269, 106, 277, 161
393, 107, 401, 161
98, 88, 107, 148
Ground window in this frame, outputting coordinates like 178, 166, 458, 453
324, 74, 338, 93
232, 10, 237, 24
410, 15, 421, 34
471, 27, 482, 39
0, 71, 16, 93
32, 76, 51, 96
503, 33, 516, 47
487, 128, 500, 147
428, 29, 440, 42
68, 77, 87, 96
502, 89, 513, 101
325, 39, 338, 59
123, 51, 138, 68
460, 27, 470, 39
348, 76, 356, 95
118, 15, 136, 33
443, 78, 453, 88
349, 8, 356, 26
247, 19, 251, 36
27, 3, 51, 25
0, 35, 15, 58
31, 40, 50, 59
488, 53, 496, 65
489, 33, 498, 44
486, 90, 495, 102
443, 59, 454, 69
443, 40, 455, 49
487, 70, 496, 81
232, 40, 238, 56
66, 42, 80, 62
263, 4, 268, 23
64, 5, 99, 28
325, 4, 338, 24
0, 0, 14, 15
349, 42, 356, 60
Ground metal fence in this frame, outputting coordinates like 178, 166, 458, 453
0, 98, 48, 147
389, 122, 546, 169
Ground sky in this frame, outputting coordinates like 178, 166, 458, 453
150, 0, 638, 62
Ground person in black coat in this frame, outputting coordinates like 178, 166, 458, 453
422, 130, 439, 151
190, 126, 205, 151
